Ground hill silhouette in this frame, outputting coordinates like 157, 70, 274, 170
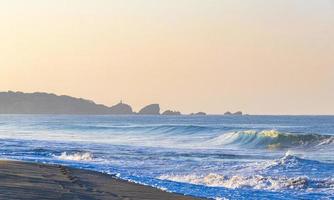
0, 91, 133, 115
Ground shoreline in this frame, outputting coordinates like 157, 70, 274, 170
0, 160, 203, 200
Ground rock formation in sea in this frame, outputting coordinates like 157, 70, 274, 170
190, 112, 207, 116
233, 111, 243, 115
138, 104, 160, 115
162, 110, 182, 115
109, 101, 133, 115
224, 111, 243, 116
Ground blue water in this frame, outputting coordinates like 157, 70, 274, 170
0, 115, 333, 199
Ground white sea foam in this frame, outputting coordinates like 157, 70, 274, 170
215, 197, 229, 200
159, 173, 311, 191
55, 152, 94, 161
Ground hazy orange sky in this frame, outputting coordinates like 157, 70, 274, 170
1, 0, 334, 114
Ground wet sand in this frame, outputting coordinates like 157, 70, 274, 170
0, 160, 202, 200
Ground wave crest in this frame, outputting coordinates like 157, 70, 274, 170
211, 130, 334, 149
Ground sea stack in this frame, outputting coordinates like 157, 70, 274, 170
224, 111, 243, 116
138, 104, 160, 115
190, 112, 207, 116
162, 110, 181, 115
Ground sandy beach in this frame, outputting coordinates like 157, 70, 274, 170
0, 160, 202, 200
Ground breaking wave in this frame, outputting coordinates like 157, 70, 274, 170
55, 151, 94, 161
159, 173, 315, 190
210, 130, 334, 149
159, 153, 334, 192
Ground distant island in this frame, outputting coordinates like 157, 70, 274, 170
162, 110, 182, 116
224, 111, 243, 116
190, 112, 207, 116
0, 91, 213, 115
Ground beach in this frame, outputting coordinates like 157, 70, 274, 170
0, 160, 201, 200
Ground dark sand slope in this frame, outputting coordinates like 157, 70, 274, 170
0, 161, 202, 200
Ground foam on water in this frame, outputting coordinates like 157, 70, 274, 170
55, 152, 94, 161
159, 174, 312, 190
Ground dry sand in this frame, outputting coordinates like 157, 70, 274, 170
0, 160, 203, 200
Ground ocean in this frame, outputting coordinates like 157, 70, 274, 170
0, 115, 333, 199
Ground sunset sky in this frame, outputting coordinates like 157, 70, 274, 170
1, 0, 334, 114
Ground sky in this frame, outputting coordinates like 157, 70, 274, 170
1, 0, 334, 114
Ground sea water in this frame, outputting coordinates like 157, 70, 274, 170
0, 115, 333, 199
